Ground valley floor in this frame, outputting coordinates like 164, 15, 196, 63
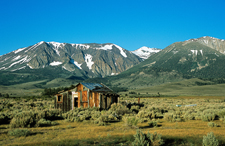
1, 96, 225, 145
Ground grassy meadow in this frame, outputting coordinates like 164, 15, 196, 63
125, 78, 225, 96
1, 96, 225, 146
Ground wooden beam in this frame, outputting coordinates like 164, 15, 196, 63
87, 89, 90, 108
99, 94, 101, 108
80, 91, 82, 107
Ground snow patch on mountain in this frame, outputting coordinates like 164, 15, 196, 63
27, 64, 34, 69
74, 44, 90, 49
114, 44, 127, 58
0, 67, 6, 70
111, 72, 118, 75
98, 44, 114, 50
48, 41, 61, 48
62, 66, 72, 72
25, 41, 44, 53
62, 66, 68, 71
95, 44, 127, 58
191, 50, 198, 55
48, 42, 61, 56
84, 54, 94, 70
200, 50, 203, 55
132, 46, 161, 59
173, 51, 178, 54
12, 55, 21, 61
70, 58, 82, 69
14, 47, 26, 54
7, 56, 30, 69
50, 61, 63, 66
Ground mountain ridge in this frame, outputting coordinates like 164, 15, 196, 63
0, 41, 143, 79
90, 36, 225, 90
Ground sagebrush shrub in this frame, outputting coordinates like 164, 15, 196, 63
131, 105, 140, 113
124, 116, 139, 128
146, 132, 164, 146
8, 129, 31, 137
207, 122, 219, 128
10, 109, 61, 128
201, 114, 216, 121
218, 109, 225, 118
110, 103, 131, 115
132, 129, 148, 146
132, 130, 164, 146
63, 107, 119, 125
148, 121, 158, 128
163, 113, 178, 122
10, 111, 36, 128
37, 118, 58, 127
136, 110, 152, 119
202, 132, 219, 146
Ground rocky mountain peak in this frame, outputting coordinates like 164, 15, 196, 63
184, 36, 225, 54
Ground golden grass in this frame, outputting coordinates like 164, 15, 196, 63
1, 118, 225, 146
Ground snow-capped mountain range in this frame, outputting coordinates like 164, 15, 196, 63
0, 41, 155, 78
1, 36, 225, 87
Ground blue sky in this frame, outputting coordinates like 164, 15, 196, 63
0, 0, 225, 55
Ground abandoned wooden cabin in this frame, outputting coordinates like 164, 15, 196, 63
54, 82, 119, 112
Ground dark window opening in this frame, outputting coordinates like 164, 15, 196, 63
58, 95, 62, 102
74, 98, 78, 107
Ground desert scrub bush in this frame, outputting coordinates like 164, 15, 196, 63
63, 107, 101, 122
8, 129, 31, 137
10, 109, 61, 128
109, 103, 131, 116
93, 110, 118, 126
163, 113, 180, 122
217, 109, 225, 119
202, 132, 219, 146
63, 107, 118, 125
201, 113, 216, 121
132, 129, 164, 146
146, 132, 164, 146
207, 122, 219, 127
44, 109, 62, 120
183, 113, 195, 120
148, 106, 167, 114
10, 111, 36, 128
123, 116, 139, 128
37, 118, 58, 127
130, 105, 140, 113
148, 121, 158, 128
94, 115, 108, 126
136, 110, 155, 120
132, 129, 147, 146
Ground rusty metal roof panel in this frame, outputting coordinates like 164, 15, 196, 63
80, 82, 103, 90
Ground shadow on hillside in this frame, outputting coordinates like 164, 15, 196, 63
0, 127, 7, 129
139, 124, 162, 129
108, 120, 120, 123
